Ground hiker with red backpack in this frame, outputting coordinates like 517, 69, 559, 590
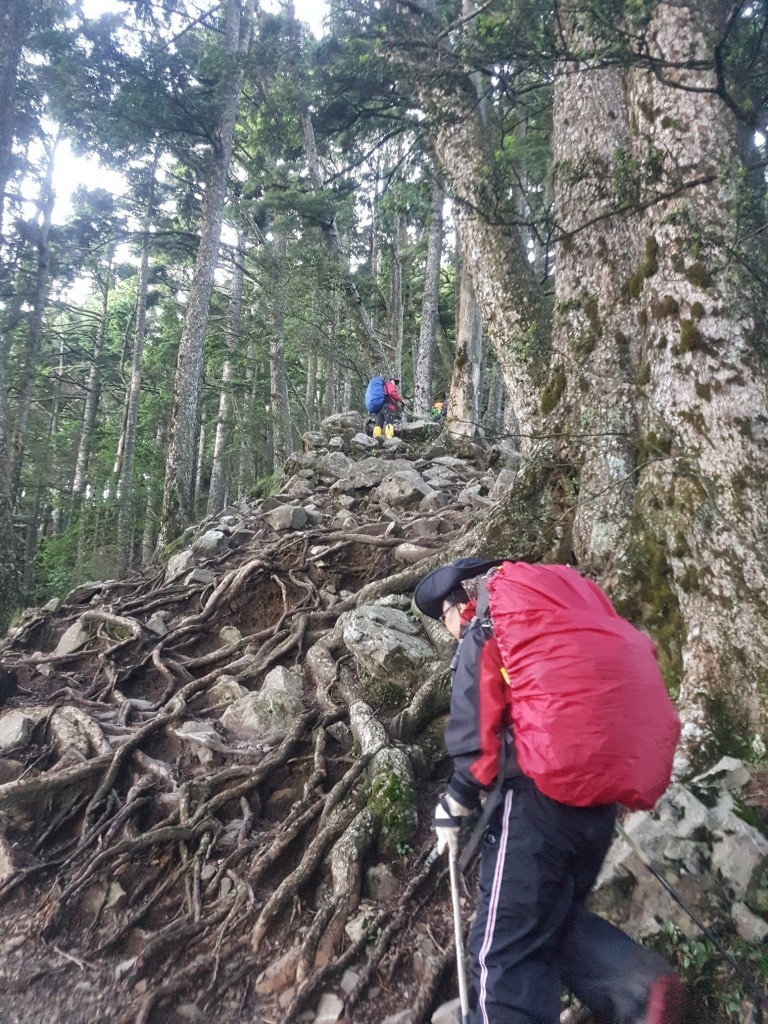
414, 558, 685, 1024
365, 374, 403, 439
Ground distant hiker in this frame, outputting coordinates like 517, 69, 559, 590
364, 375, 403, 439
430, 390, 448, 421
414, 558, 685, 1024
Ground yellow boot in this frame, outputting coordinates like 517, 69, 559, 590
384, 423, 395, 439
373, 425, 382, 438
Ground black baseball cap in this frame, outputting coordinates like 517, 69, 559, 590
413, 557, 503, 619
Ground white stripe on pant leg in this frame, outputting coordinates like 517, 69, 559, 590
477, 788, 515, 1024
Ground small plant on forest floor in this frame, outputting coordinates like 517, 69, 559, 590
657, 920, 768, 1022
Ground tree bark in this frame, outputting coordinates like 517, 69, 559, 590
0, 0, 27, 232
118, 155, 157, 571
208, 235, 245, 515
10, 135, 57, 499
616, 0, 768, 766
390, 34, 546, 450
73, 259, 113, 505
550, 16, 639, 566
413, 183, 443, 419
270, 231, 293, 468
446, 227, 484, 438
157, 0, 256, 549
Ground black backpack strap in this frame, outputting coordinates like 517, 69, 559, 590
458, 737, 506, 873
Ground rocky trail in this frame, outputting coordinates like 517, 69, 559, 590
0, 413, 765, 1024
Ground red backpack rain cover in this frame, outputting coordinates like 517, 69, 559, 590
486, 562, 680, 809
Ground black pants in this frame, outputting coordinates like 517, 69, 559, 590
470, 781, 670, 1023
375, 400, 398, 429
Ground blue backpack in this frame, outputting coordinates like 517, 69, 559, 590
365, 376, 386, 413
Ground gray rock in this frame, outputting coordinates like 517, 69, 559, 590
284, 476, 314, 498
196, 676, 248, 708
191, 529, 228, 558
301, 430, 325, 451
351, 432, 378, 449
339, 969, 360, 995
422, 463, 463, 488
432, 998, 461, 1024
262, 666, 303, 700
328, 436, 344, 450
219, 625, 242, 645
314, 992, 344, 1024
316, 451, 352, 483
184, 568, 216, 586
332, 512, 358, 531
165, 549, 196, 581
222, 690, 304, 744
321, 412, 364, 433
263, 505, 309, 531
0, 711, 34, 754
399, 420, 439, 442
732, 901, 768, 942
593, 759, 768, 938
42, 598, 61, 613
490, 467, 518, 501
419, 490, 451, 512
54, 620, 91, 656
342, 606, 433, 696
374, 471, 434, 508
146, 612, 169, 636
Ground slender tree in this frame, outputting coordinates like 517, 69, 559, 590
157, 0, 257, 548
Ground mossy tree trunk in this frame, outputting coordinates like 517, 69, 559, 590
470, 1, 768, 769
614, 0, 768, 768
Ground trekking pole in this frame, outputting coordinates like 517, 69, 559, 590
449, 850, 472, 1024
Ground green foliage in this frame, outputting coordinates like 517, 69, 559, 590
659, 921, 768, 1022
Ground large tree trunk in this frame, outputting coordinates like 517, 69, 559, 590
413, 183, 443, 419
208, 236, 245, 515
391, 10, 547, 447
157, 0, 256, 549
615, 0, 768, 766
550, 19, 639, 566
470, 0, 768, 768
447, 229, 485, 439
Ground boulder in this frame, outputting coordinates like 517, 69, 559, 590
165, 549, 195, 581
342, 606, 433, 701
222, 690, 304, 744
191, 530, 228, 558
262, 666, 303, 700
374, 471, 434, 508
263, 505, 309, 531
592, 758, 768, 938
54, 620, 91, 656
0, 711, 34, 755
316, 451, 352, 483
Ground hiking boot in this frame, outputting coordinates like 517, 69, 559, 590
373, 425, 382, 438
384, 423, 395, 439
637, 973, 685, 1024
